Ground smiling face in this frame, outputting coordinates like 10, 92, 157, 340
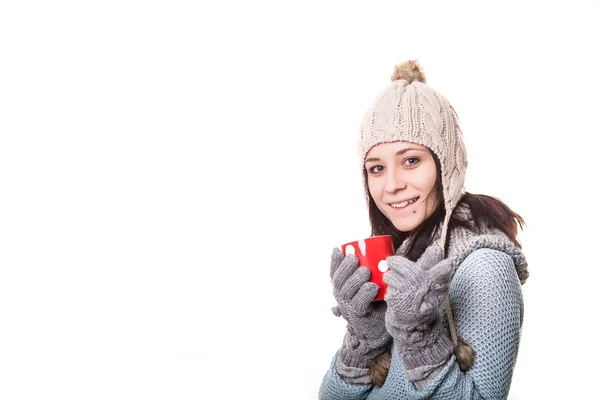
364, 141, 441, 233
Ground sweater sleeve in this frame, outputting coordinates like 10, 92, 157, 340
441, 248, 523, 398
318, 350, 374, 400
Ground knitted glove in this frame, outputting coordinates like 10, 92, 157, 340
330, 248, 392, 383
383, 244, 455, 382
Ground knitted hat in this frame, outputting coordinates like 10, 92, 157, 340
358, 60, 468, 252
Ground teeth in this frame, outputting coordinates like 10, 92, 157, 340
391, 198, 418, 209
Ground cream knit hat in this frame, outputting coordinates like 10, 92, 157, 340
359, 60, 468, 251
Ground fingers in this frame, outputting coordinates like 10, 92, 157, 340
386, 255, 414, 272
351, 281, 379, 315
339, 266, 371, 302
384, 256, 422, 289
332, 253, 359, 291
330, 247, 345, 280
427, 258, 454, 294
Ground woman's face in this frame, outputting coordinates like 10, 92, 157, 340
365, 141, 440, 232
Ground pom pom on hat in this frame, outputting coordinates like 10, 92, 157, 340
391, 60, 426, 83
361, 60, 473, 384
361, 58, 468, 254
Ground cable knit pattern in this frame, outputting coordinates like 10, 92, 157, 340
383, 245, 455, 382
319, 248, 524, 399
396, 203, 529, 285
447, 205, 528, 284
328, 60, 527, 398
358, 72, 469, 253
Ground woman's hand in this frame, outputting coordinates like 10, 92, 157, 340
382, 244, 455, 382
330, 248, 391, 369
384, 244, 453, 334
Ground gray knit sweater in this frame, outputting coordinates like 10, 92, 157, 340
319, 213, 528, 399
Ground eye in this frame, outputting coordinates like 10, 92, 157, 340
367, 165, 384, 174
404, 157, 420, 167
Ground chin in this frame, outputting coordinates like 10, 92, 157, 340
391, 220, 420, 233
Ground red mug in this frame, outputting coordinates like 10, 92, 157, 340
341, 235, 394, 301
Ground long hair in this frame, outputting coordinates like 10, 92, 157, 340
364, 151, 525, 386
364, 152, 525, 259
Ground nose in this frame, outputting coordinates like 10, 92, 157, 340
385, 167, 407, 194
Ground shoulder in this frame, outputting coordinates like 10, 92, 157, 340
450, 248, 524, 325
451, 248, 521, 297
454, 248, 516, 280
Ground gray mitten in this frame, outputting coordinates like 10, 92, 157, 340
330, 247, 392, 383
383, 244, 454, 382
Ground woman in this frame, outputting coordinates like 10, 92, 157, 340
319, 61, 528, 399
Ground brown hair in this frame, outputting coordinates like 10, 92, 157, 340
363, 151, 525, 386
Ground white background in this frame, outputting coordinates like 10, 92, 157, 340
1, 1, 599, 399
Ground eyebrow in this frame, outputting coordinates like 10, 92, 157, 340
364, 147, 426, 163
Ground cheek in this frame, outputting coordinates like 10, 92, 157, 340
421, 168, 440, 207
367, 178, 383, 200
417, 165, 437, 191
